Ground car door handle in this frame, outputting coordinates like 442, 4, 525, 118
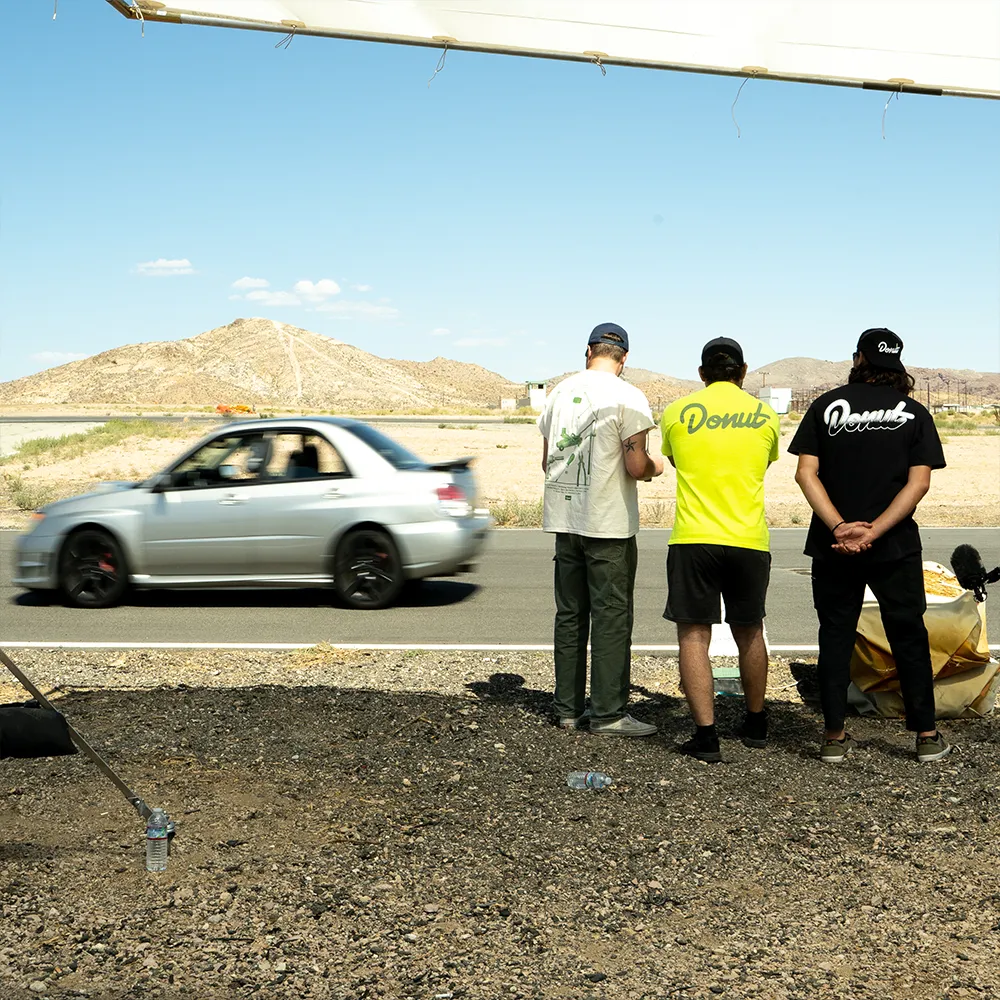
219, 494, 248, 505
323, 488, 342, 499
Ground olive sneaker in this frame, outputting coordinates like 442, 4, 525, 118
916, 731, 953, 763
820, 734, 857, 764
589, 714, 657, 738
557, 708, 591, 730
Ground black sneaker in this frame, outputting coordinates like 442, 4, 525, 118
678, 732, 722, 763
739, 710, 768, 749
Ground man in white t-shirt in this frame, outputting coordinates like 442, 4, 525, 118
537, 322, 664, 736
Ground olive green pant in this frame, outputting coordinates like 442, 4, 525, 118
552, 533, 638, 723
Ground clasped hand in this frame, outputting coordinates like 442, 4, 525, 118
830, 521, 876, 555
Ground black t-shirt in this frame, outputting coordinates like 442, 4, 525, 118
787, 383, 946, 561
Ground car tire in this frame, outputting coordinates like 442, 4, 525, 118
59, 528, 129, 609
333, 528, 404, 610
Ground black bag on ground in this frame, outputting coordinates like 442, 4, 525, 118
0, 701, 78, 759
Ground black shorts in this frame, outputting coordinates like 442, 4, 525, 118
664, 543, 771, 626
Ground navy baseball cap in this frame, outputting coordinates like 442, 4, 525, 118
701, 337, 744, 367
588, 322, 629, 353
857, 327, 906, 372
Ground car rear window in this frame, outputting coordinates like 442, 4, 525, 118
342, 424, 427, 471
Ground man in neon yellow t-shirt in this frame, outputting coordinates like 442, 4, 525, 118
660, 337, 779, 762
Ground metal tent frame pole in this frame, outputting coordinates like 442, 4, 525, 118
0, 647, 152, 822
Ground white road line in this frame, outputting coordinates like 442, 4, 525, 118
2, 640, 999, 653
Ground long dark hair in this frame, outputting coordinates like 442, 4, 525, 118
848, 362, 915, 396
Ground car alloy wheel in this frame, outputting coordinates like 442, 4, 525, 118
334, 528, 403, 610
59, 528, 129, 609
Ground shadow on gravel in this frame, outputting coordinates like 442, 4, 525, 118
13, 580, 479, 610
2, 682, 1000, 998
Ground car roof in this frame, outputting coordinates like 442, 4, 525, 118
213, 416, 367, 433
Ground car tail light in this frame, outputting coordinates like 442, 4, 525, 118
436, 484, 470, 517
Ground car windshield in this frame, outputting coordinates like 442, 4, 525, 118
342, 423, 426, 470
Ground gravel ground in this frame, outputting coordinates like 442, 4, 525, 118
1, 648, 999, 1000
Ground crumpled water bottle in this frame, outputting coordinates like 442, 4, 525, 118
713, 668, 743, 697
145, 807, 170, 872
567, 771, 613, 791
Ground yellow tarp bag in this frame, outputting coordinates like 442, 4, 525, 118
849, 561, 997, 719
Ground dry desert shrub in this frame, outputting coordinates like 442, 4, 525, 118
0, 473, 58, 512
488, 496, 543, 527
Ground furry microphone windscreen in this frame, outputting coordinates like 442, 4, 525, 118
951, 544, 987, 593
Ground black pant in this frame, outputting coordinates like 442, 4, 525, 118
811, 552, 936, 733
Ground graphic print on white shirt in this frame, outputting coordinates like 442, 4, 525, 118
823, 398, 915, 436
546, 392, 597, 492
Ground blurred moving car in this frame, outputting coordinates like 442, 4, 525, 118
15, 418, 490, 610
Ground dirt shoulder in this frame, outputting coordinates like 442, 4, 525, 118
0, 648, 998, 1000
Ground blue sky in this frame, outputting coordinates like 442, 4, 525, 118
1, 4, 998, 384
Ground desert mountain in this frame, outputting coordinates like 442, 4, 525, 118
0, 319, 524, 411
2, 320, 997, 410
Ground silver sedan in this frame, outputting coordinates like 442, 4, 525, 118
15, 417, 490, 610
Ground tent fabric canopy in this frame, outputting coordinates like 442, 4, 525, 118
106, 0, 1000, 100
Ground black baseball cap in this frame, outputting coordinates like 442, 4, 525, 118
588, 322, 629, 353
857, 327, 906, 372
701, 337, 744, 367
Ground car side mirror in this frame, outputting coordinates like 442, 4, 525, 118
219, 464, 238, 480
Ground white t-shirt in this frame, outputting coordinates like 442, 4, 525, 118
537, 369, 655, 538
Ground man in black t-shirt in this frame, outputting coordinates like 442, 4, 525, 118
788, 328, 952, 764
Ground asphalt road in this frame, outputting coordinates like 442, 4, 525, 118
3, 527, 997, 648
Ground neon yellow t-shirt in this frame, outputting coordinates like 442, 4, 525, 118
660, 381, 780, 551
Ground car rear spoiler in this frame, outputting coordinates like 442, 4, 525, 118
426, 457, 475, 471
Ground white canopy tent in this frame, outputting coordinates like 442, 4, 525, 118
105, 0, 1000, 100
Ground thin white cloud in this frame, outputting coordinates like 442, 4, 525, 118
245, 289, 302, 307
293, 279, 341, 302
232, 276, 269, 289
316, 300, 400, 320
454, 337, 509, 348
136, 257, 194, 276
431, 327, 451, 336
31, 351, 90, 365
351, 283, 373, 292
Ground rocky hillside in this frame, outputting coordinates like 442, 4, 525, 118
2, 320, 996, 411
0, 319, 524, 411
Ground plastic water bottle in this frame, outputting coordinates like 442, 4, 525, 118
713, 669, 743, 697
145, 808, 169, 872
567, 771, 613, 791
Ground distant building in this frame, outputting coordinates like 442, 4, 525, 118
500, 397, 517, 411
758, 386, 792, 415
518, 381, 547, 411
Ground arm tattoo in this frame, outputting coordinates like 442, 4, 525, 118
624, 440, 636, 452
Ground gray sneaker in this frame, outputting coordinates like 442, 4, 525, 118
916, 731, 953, 763
558, 708, 591, 730
820, 734, 857, 764
590, 714, 656, 738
